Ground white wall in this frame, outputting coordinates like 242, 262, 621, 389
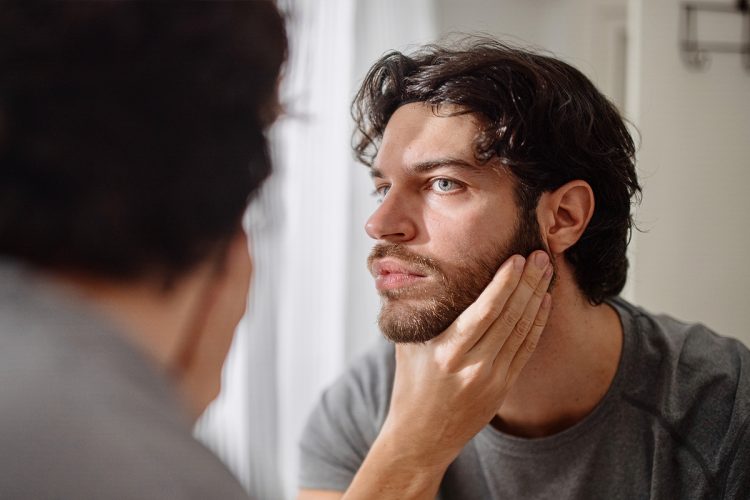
627, 0, 750, 344
436, 0, 628, 105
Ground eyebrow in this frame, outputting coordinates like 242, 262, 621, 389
370, 157, 482, 178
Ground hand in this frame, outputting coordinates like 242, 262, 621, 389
339, 251, 553, 500
381, 250, 553, 470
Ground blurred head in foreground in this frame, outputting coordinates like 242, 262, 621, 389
0, 1, 287, 416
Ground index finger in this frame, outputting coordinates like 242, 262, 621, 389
439, 254, 525, 353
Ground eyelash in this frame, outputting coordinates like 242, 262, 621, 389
371, 177, 464, 201
430, 177, 462, 193
372, 185, 390, 202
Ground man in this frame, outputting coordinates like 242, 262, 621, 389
1, 4, 550, 498
298, 39, 750, 499
0, 2, 285, 498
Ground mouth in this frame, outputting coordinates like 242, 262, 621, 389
370, 258, 429, 292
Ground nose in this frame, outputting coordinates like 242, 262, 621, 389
365, 191, 417, 242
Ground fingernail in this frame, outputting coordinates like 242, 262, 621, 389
514, 256, 525, 272
544, 265, 553, 279
534, 252, 549, 269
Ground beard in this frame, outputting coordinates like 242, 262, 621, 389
368, 209, 548, 344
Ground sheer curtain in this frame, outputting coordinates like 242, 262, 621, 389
196, 1, 436, 499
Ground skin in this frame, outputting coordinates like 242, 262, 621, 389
48, 227, 253, 420
299, 103, 623, 500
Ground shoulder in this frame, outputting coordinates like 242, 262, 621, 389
1, 404, 250, 499
614, 299, 750, 474
298, 339, 395, 490
0, 275, 249, 499
616, 298, 750, 395
0, 341, 249, 499
302, 339, 395, 444
322, 339, 396, 424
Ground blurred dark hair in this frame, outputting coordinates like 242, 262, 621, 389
0, 1, 286, 283
353, 37, 640, 305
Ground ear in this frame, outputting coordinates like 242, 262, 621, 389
537, 180, 594, 256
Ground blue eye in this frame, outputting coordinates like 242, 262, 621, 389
373, 185, 390, 202
431, 178, 458, 193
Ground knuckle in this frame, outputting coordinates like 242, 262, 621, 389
521, 272, 540, 290
435, 348, 460, 373
515, 316, 533, 334
510, 326, 527, 344
500, 311, 518, 330
524, 337, 539, 353
477, 302, 501, 323
501, 305, 522, 328
463, 361, 485, 381
532, 285, 546, 298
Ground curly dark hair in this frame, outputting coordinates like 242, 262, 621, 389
0, 1, 286, 283
353, 37, 641, 305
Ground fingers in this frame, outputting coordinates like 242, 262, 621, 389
469, 250, 552, 357
444, 254, 525, 353
493, 259, 553, 363
502, 292, 551, 384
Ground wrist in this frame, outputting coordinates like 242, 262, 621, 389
375, 416, 457, 473
379, 411, 465, 467
344, 430, 451, 500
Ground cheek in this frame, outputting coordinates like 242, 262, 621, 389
425, 208, 509, 260
209, 239, 253, 360
237, 246, 253, 313
223, 246, 252, 340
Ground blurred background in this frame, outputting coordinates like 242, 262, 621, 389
196, 0, 750, 498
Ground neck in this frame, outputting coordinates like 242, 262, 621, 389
494, 262, 624, 438
44, 265, 215, 419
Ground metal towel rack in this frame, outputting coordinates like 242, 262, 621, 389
680, 0, 750, 70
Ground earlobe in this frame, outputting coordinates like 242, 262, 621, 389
539, 180, 595, 255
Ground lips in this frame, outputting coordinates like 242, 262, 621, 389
370, 258, 428, 292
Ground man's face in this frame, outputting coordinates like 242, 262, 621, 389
366, 103, 545, 343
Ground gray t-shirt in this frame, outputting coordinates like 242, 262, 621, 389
0, 260, 250, 499
299, 298, 750, 499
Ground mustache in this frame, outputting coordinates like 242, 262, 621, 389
367, 243, 443, 276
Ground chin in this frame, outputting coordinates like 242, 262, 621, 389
378, 300, 458, 344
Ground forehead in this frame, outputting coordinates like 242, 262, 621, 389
374, 102, 482, 171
